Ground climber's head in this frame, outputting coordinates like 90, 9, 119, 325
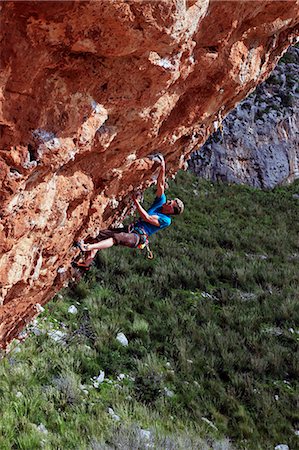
161, 198, 184, 216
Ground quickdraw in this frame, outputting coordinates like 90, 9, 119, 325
218, 110, 224, 135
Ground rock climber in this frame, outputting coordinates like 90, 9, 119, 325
74, 153, 184, 268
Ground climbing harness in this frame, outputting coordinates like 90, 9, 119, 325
130, 224, 154, 259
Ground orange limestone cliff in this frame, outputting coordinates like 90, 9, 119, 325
0, 0, 298, 349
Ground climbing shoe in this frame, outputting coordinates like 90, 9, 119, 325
74, 240, 89, 252
71, 261, 91, 272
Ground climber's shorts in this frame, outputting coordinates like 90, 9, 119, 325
95, 227, 140, 248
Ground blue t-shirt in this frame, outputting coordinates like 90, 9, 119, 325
136, 194, 171, 236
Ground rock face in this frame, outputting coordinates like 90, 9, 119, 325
189, 46, 299, 189
0, 1, 298, 349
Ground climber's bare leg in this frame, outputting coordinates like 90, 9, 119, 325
89, 238, 114, 251
76, 231, 137, 261
79, 238, 114, 252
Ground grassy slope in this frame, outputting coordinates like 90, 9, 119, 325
0, 171, 298, 450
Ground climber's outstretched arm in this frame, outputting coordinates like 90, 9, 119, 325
133, 197, 160, 227
156, 157, 166, 197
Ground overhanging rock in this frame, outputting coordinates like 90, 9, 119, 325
0, 0, 298, 349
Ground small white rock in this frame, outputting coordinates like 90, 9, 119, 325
164, 387, 174, 398
294, 430, 299, 436
274, 445, 289, 450
37, 423, 48, 435
35, 303, 45, 313
97, 371, 105, 382
68, 305, 78, 315
79, 384, 88, 395
108, 407, 120, 421
16, 391, 23, 398
139, 429, 151, 441
31, 327, 43, 336
93, 370, 105, 387
18, 331, 28, 340
116, 332, 128, 347
274, 395, 279, 401
126, 153, 136, 162
47, 330, 66, 343
117, 373, 126, 381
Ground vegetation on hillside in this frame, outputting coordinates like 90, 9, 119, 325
0, 171, 298, 449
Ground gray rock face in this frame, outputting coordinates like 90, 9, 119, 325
189, 47, 299, 189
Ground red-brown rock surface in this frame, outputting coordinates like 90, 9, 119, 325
0, 0, 298, 349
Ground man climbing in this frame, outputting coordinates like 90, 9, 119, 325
74, 154, 184, 268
